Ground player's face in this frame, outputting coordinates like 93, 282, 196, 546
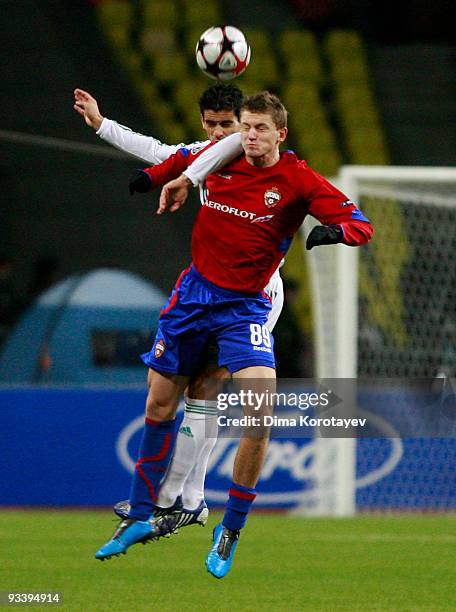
201, 110, 239, 142
240, 111, 288, 166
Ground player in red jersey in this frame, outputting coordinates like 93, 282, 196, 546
75, 85, 284, 536
96, 92, 373, 578
145, 136, 371, 294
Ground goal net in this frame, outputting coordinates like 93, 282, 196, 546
337, 166, 456, 380
301, 166, 456, 515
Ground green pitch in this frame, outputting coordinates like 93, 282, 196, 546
1, 511, 455, 611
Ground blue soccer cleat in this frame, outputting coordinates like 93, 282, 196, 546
95, 518, 153, 560
112, 496, 208, 539
205, 523, 240, 579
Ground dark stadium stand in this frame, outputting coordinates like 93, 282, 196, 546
94, 1, 389, 172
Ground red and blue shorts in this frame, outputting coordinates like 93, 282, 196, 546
141, 265, 275, 376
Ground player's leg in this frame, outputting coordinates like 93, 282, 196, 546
205, 289, 276, 578
159, 364, 226, 512
128, 369, 188, 518
114, 273, 284, 523
178, 414, 217, 510
111, 371, 222, 526
112, 364, 224, 527
155, 273, 283, 534
95, 369, 188, 560
157, 363, 224, 509
147, 364, 226, 535
206, 365, 275, 578
98, 266, 214, 557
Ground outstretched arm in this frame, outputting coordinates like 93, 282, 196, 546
73, 88, 207, 164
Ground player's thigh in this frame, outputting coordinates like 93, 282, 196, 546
233, 365, 276, 423
232, 365, 276, 398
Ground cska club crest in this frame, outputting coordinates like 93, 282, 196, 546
264, 187, 282, 208
154, 339, 166, 358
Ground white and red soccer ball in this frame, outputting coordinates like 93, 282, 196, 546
196, 26, 251, 81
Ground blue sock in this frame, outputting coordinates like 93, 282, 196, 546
128, 418, 176, 520
222, 482, 257, 531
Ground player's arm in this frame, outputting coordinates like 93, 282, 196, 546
303, 165, 373, 249
129, 146, 198, 200
183, 132, 242, 186
73, 88, 206, 164
158, 133, 243, 214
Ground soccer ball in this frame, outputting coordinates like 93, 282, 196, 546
196, 25, 251, 81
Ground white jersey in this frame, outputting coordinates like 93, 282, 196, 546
96, 120, 283, 329
97, 118, 209, 165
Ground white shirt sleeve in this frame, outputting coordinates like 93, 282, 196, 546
183, 132, 243, 186
96, 118, 209, 165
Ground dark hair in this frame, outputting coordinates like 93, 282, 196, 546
199, 83, 244, 119
241, 91, 288, 129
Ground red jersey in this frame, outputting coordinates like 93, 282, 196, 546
146, 147, 373, 293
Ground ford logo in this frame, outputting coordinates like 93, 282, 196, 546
116, 408, 403, 508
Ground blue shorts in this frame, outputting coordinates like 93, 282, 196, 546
142, 265, 275, 376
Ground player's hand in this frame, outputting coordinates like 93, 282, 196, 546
129, 169, 152, 194
306, 225, 343, 250
157, 174, 193, 215
73, 88, 104, 130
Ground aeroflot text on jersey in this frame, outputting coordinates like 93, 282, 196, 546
203, 199, 257, 220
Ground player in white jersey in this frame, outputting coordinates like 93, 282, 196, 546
74, 84, 284, 536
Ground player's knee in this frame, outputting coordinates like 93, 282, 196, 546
145, 393, 176, 421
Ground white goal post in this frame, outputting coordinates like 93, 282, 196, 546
299, 165, 456, 516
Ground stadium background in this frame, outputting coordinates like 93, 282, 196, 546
0, 1, 455, 609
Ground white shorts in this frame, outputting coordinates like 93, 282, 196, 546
264, 267, 284, 332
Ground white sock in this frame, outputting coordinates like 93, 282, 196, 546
181, 434, 217, 510
156, 398, 218, 509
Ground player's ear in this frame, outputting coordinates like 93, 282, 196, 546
200, 114, 206, 129
278, 127, 288, 143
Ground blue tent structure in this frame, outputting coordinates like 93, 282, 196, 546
0, 268, 166, 384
